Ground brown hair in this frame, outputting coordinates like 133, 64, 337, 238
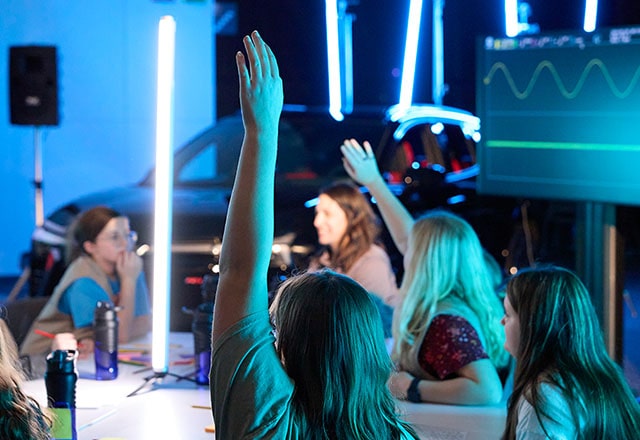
66, 206, 122, 263
317, 181, 380, 273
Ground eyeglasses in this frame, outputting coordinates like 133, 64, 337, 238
97, 230, 138, 251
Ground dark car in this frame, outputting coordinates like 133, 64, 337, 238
29, 104, 516, 331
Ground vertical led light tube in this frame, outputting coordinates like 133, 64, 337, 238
152, 15, 175, 374
505, 0, 519, 37
583, 0, 598, 32
432, 0, 444, 106
341, 9, 354, 115
326, 0, 343, 121
399, 0, 423, 109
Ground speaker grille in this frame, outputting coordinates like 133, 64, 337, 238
9, 45, 59, 126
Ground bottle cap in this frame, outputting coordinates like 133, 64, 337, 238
94, 301, 118, 322
46, 349, 77, 373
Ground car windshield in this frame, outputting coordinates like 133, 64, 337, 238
140, 106, 479, 189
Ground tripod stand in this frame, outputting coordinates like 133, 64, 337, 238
126, 369, 197, 398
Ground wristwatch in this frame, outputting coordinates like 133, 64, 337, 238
406, 376, 422, 403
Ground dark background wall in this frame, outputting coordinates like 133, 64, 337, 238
216, 0, 640, 117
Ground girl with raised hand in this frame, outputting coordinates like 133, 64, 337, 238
210, 31, 418, 439
342, 139, 510, 405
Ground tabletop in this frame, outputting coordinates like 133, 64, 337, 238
22, 332, 507, 440
22, 332, 215, 440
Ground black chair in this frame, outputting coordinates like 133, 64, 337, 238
1, 296, 49, 348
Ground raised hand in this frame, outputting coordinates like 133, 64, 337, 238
236, 31, 283, 138
341, 138, 384, 187
214, 31, 283, 338
342, 137, 414, 255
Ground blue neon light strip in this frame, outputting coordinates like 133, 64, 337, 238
326, 0, 343, 121
399, 0, 423, 108
583, 0, 598, 32
505, 0, 519, 37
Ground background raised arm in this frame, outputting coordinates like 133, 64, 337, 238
341, 139, 414, 255
213, 31, 283, 339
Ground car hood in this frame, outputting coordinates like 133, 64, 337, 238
36, 178, 321, 254
38, 184, 232, 247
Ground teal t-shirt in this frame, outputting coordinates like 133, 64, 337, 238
58, 273, 150, 328
211, 311, 298, 439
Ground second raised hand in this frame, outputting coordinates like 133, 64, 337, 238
341, 138, 383, 186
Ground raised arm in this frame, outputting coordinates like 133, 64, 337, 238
341, 139, 414, 255
213, 31, 283, 339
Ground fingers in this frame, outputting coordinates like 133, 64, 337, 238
363, 140, 374, 158
235, 51, 249, 102
342, 138, 373, 159
240, 31, 279, 81
250, 31, 279, 78
342, 157, 356, 180
242, 33, 260, 79
340, 138, 367, 164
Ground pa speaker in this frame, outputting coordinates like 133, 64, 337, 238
9, 45, 59, 126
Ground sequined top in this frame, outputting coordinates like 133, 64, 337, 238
417, 314, 489, 379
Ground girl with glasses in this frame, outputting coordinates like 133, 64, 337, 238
20, 206, 151, 368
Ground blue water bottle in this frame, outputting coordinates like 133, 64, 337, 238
45, 349, 78, 440
192, 302, 214, 385
94, 301, 119, 380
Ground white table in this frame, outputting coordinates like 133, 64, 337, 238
23, 332, 215, 440
23, 332, 507, 440
398, 400, 506, 440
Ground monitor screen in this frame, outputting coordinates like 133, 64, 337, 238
476, 26, 640, 206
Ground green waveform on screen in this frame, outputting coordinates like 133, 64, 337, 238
487, 140, 640, 151
482, 59, 640, 100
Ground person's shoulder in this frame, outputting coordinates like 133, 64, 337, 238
368, 244, 390, 258
65, 277, 103, 293
213, 311, 272, 346
520, 380, 577, 438
356, 244, 392, 264
537, 381, 571, 410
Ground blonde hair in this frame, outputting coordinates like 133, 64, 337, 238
0, 317, 51, 439
393, 210, 508, 368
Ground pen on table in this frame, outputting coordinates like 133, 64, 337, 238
117, 359, 149, 367
34, 328, 56, 339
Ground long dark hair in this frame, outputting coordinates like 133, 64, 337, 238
317, 181, 380, 273
66, 206, 122, 263
502, 266, 640, 439
271, 270, 418, 439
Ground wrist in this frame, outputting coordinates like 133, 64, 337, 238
406, 376, 422, 403
366, 175, 387, 193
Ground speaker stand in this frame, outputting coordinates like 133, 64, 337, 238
7, 126, 44, 302
34, 126, 44, 227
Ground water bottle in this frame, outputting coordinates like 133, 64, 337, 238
94, 301, 119, 380
45, 349, 78, 440
192, 301, 214, 385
